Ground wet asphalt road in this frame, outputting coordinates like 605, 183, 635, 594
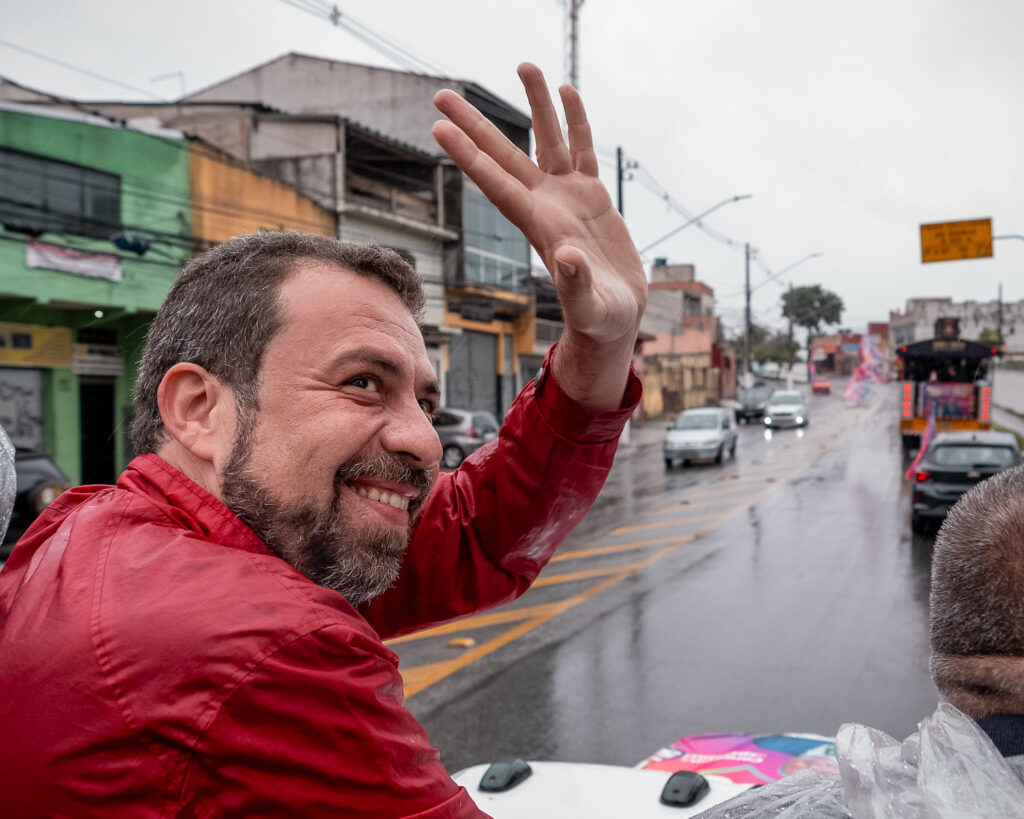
394, 382, 938, 773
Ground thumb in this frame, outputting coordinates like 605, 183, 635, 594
552, 246, 592, 306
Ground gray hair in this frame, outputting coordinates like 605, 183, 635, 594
130, 232, 425, 455
930, 463, 1024, 659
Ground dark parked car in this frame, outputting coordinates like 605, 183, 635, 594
432, 408, 500, 469
911, 431, 1021, 533
736, 384, 773, 423
1, 450, 71, 556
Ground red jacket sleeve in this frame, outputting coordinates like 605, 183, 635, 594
183, 624, 488, 818
360, 346, 642, 638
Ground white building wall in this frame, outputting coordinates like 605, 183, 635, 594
889, 296, 1024, 354
339, 214, 447, 331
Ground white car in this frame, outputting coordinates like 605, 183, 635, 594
763, 390, 809, 428
663, 407, 737, 467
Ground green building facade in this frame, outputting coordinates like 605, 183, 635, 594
0, 102, 191, 484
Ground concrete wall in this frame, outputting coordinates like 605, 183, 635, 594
189, 142, 335, 244
188, 56, 456, 156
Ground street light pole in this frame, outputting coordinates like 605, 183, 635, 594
639, 194, 752, 256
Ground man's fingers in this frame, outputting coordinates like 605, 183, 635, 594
432, 120, 532, 226
517, 63, 573, 175
433, 90, 543, 187
559, 85, 599, 178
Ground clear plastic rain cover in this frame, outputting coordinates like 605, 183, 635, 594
697, 703, 1024, 818
0, 425, 15, 540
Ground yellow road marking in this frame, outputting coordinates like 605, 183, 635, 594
611, 511, 723, 535
550, 536, 679, 562
532, 562, 644, 587
401, 616, 552, 697
385, 600, 569, 645
400, 542, 680, 697
388, 537, 693, 647
654, 499, 717, 515
398, 411, 873, 698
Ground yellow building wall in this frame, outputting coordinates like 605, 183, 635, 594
443, 311, 517, 374
189, 143, 335, 244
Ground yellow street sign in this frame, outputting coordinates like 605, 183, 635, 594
920, 218, 993, 263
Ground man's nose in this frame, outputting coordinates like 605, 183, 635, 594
382, 399, 443, 467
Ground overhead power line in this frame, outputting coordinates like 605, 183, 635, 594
0, 39, 167, 100
277, 0, 449, 76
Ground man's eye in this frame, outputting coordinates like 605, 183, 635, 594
419, 400, 436, 415
348, 376, 380, 392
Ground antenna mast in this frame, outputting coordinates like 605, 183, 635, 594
563, 0, 584, 88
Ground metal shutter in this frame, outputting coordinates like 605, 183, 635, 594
447, 331, 497, 416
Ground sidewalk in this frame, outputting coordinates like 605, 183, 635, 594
993, 405, 1024, 440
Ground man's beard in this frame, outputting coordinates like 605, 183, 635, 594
220, 415, 434, 606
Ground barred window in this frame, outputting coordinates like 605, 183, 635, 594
0, 147, 120, 239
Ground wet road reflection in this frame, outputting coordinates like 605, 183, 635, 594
401, 387, 937, 773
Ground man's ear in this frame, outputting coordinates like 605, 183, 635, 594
156, 363, 236, 464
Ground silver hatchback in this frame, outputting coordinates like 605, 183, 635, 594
432, 408, 500, 468
763, 390, 809, 429
663, 407, 738, 467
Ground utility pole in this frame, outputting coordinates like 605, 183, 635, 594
564, 0, 584, 89
744, 243, 752, 378
786, 283, 795, 368
998, 282, 1004, 345
616, 146, 624, 215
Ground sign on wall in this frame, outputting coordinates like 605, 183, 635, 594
72, 344, 125, 377
0, 323, 72, 369
26, 239, 123, 282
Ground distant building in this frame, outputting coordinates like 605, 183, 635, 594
0, 101, 192, 483
0, 89, 337, 483
2, 56, 538, 418
889, 297, 1024, 355
181, 54, 534, 417
809, 332, 862, 376
639, 260, 735, 417
867, 322, 889, 354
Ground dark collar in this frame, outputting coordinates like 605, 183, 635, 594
975, 714, 1024, 757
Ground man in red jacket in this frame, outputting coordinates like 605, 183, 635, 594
0, 64, 646, 816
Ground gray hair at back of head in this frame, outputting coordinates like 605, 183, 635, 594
930, 463, 1024, 658
130, 231, 425, 455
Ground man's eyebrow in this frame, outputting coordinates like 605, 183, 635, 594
335, 349, 402, 376
333, 348, 440, 399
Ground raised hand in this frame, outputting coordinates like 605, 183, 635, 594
432, 63, 646, 411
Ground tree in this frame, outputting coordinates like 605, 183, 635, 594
755, 331, 799, 364
782, 285, 844, 366
727, 323, 797, 366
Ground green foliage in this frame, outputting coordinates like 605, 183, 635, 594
781, 285, 844, 335
755, 332, 798, 363
728, 323, 770, 349
979, 327, 1002, 343
727, 323, 797, 364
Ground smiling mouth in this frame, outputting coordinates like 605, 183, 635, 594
350, 483, 411, 512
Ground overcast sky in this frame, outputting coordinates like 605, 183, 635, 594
4, 0, 1023, 337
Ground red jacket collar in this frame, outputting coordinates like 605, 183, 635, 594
118, 454, 274, 557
